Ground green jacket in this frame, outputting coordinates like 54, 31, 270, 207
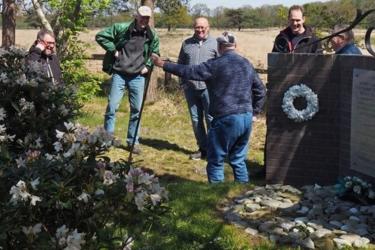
95, 21, 160, 74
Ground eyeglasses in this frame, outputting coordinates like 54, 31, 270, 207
194, 26, 208, 30
44, 41, 56, 45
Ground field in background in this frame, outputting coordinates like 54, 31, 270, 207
12, 28, 371, 71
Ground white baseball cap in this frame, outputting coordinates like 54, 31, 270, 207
137, 6, 152, 17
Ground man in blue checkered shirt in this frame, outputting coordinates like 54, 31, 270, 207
152, 32, 266, 183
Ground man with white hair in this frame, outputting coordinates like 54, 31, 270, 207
178, 17, 218, 160
96, 6, 160, 154
330, 24, 362, 55
151, 32, 266, 183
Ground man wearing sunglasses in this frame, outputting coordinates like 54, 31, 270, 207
27, 29, 62, 84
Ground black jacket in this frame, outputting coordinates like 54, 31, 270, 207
272, 26, 321, 53
27, 45, 63, 84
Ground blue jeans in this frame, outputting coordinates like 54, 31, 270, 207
104, 73, 145, 145
207, 112, 252, 183
184, 87, 212, 152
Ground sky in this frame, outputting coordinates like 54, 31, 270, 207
189, 0, 330, 9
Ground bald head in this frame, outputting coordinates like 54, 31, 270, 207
194, 17, 209, 40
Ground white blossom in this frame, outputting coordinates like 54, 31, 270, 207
63, 143, 80, 158
77, 192, 90, 203
9, 180, 30, 204
54, 141, 63, 152
56, 129, 65, 139
30, 177, 40, 190
30, 195, 42, 206
150, 194, 162, 206
15, 157, 26, 168
103, 170, 118, 186
134, 191, 147, 211
56, 225, 69, 240
22, 223, 42, 236
65, 229, 86, 250
64, 122, 74, 131
0, 107, 6, 121
34, 137, 43, 149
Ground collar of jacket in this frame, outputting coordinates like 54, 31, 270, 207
192, 34, 209, 42
280, 25, 313, 38
127, 20, 154, 42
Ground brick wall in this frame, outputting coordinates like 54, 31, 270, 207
266, 53, 375, 186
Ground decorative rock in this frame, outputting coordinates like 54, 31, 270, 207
298, 237, 315, 249
349, 215, 360, 221
245, 227, 258, 236
349, 207, 359, 214
294, 217, 308, 224
280, 222, 295, 231
339, 234, 361, 244
258, 221, 275, 233
223, 184, 374, 249
244, 203, 261, 212
353, 237, 370, 248
260, 199, 282, 209
333, 238, 352, 249
297, 206, 309, 214
311, 228, 332, 239
329, 220, 343, 228
269, 234, 279, 243
354, 227, 369, 236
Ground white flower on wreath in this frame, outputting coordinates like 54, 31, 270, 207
353, 185, 362, 194
282, 84, 319, 122
369, 190, 375, 199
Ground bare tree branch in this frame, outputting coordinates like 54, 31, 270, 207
31, 0, 53, 32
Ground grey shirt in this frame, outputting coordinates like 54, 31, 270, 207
177, 35, 218, 90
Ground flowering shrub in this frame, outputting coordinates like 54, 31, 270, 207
0, 47, 168, 249
335, 176, 375, 205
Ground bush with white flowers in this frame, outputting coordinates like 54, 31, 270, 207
0, 47, 168, 249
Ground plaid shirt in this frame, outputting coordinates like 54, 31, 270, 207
177, 35, 218, 90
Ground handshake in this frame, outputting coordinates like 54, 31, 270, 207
151, 53, 166, 68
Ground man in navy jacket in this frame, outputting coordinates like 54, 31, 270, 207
152, 32, 266, 183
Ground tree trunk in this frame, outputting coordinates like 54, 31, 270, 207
31, 0, 53, 32
141, 0, 158, 103
2, 0, 16, 48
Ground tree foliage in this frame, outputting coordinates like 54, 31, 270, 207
156, 0, 191, 31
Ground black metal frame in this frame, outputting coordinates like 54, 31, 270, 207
275, 9, 375, 56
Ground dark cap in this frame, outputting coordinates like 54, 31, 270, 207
216, 31, 236, 46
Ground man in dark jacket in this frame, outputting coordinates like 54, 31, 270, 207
95, 5, 160, 154
27, 29, 62, 84
272, 5, 321, 53
152, 32, 266, 183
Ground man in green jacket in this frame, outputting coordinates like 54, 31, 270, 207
96, 5, 160, 154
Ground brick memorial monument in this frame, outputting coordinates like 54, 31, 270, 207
265, 53, 375, 186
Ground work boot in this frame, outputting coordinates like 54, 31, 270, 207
189, 150, 206, 160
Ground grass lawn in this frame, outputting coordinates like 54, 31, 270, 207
78, 93, 288, 250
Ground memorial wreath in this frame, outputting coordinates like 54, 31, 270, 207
282, 84, 319, 122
